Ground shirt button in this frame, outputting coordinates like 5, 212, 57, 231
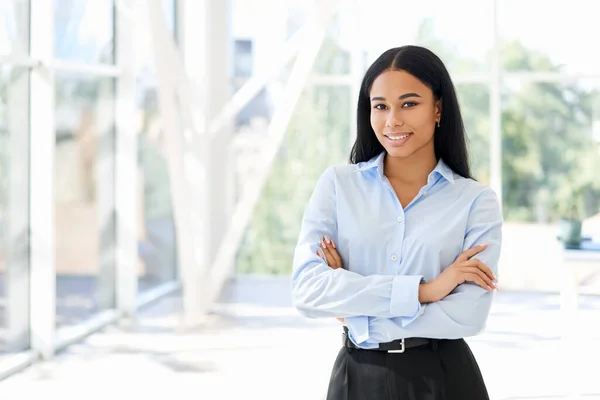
397, 216, 403, 223
422, 190, 428, 195
391, 254, 398, 262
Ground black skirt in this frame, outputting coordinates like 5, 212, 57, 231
326, 338, 489, 400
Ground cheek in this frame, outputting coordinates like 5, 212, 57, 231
370, 112, 383, 133
413, 110, 436, 132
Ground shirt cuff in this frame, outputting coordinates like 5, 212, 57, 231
400, 303, 426, 327
344, 316, 370, 346
390, 275, 423, 317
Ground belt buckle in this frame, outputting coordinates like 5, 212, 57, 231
388, 338, 405, 353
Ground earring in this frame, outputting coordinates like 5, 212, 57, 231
437, 120, 440, 128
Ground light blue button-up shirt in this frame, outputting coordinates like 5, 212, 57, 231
291, 151, 503, 348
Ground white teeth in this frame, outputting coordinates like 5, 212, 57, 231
387, 133, 411, 140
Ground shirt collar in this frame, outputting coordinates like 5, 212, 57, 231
356, 152, 455, 184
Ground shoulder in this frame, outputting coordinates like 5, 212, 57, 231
454, 176, 498, 198
452, 176, 502, 216
318, 163, 361, 183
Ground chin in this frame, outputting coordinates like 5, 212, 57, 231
385, 147, 416, 158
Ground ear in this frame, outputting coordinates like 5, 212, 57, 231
435, 98, 442, 122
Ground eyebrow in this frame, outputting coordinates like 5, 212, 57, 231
370, 93, 422, 101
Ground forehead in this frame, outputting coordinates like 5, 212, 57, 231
369, 70, 431, 98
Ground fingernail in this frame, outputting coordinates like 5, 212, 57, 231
324, 235, 331, 244
331, 239, 336, 248
322, 240, 327, 248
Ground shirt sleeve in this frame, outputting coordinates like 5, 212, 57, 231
291, 167, 424, 319
347, 187, 503, 347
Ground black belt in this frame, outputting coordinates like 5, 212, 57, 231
342, 327, 438, 353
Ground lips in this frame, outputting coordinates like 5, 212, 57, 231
385, 133, 412, 140
384, 132, 413, 146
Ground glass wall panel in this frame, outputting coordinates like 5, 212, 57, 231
55, 72, 116, 326
499, 0, 600, 75
345, 0, 493, 74
54, 0, 115, 64
500, 79, 600, 291
0, 0, 29, 56
456, 84, 491, 184
236, 85, 351, 274
135, 1, 178, 293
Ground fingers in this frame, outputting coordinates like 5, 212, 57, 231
463, 259, 496, 282
464, 272, 494, 292
324, 236, 343, 268
319, 236, 342, 269
462, 267, 496, 291
322, 246, 340, 269
457, 244, 488, 262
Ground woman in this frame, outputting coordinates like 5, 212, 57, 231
291, 45, 503, 399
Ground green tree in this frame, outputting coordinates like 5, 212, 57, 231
499, 41, 600, 222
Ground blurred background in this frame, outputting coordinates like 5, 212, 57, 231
0, 0, 599, 398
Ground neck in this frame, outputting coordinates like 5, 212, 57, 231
384, 151, 438, 184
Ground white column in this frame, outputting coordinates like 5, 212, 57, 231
182, 0, 233, 270
5, 66, 31, 352
114, 0, 138, 319
148, 0, 212, 324
489, 0, 502, 204
174, 0, 232, 318
29, 0, 56, 359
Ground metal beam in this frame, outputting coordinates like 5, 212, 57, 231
147, 0, 208, 325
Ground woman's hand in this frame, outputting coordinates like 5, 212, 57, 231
317, 235, 343, 269
420, 244, 498, 303
317, 235, 344, 323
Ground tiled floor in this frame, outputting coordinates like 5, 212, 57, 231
1, 276, 600, 400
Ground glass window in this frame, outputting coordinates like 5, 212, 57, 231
499, 1, 600, 74
236, 85, 351, 274
501, 79, 600, 289
163, 0, 177, 34
348, 0, 493, 74
0, 0, 29, 55
135, 1, 178, 293
55, 72, 116, 326
54, 0, 115, 64
234, 39, 253, 78
0, 66, 30, 355
501, 80, 600, 222
456, 84, 491, 184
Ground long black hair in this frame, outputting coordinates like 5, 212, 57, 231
349, 45, 472, 179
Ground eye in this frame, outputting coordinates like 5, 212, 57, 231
373, 104, 387, 110
402, 102, 418, 108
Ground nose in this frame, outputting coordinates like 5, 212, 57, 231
385, 109, 403, 127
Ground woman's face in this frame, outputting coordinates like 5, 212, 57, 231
369, 69, 441, 160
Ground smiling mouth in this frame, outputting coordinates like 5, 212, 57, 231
385, 132, 412, 140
